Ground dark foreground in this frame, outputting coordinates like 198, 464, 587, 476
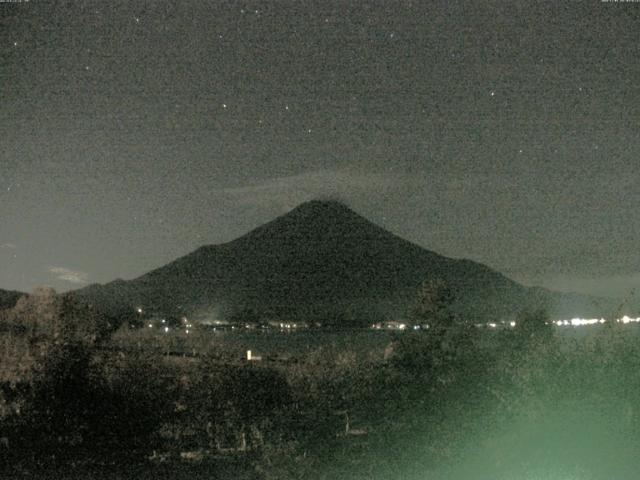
2, 298, 640, 479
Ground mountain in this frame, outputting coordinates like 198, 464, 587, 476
73, 200, 614, 325
0, 288, 25, 311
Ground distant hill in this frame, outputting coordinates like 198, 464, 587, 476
73, 200, 616, 325
0, 289, 24, 310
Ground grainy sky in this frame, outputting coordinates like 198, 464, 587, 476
1, 0, 639, 297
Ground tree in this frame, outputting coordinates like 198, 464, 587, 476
5, 344, 172, 463
410, 278, 456, 332
392, 278, 475, 379
5, 288, 112, 347
513, 307, 554, 346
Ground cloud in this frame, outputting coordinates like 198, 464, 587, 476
0, 243, 17, 249
219, 170, 418, 210
48, 266, 89, 285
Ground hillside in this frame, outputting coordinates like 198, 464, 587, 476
73, 200, 614, 325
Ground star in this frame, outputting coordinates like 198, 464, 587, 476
13, 41, 18, 47
490, 91, 495, 97
135, 17, 140, 23
222, 103, 227, 109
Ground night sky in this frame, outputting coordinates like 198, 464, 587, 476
1, 1, 639, 297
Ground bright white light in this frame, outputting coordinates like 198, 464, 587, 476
136, 307, 143, 314
551, 317, 639, 327
164, 327, 169, 333
570, 318, 600, 326
148, 324, 153, 328
509, 321, 516, 327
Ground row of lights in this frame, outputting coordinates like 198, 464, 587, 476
375, 317, 640, 330
137, 306, 640, 333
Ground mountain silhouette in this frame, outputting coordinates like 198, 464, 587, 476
73, 200, 613, 325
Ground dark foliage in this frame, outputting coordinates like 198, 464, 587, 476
2, 345, 172, 466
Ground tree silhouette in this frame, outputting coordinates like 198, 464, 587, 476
514, 307, 554, 346
410, 278, 456, 332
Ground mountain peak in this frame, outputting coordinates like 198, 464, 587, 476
288, 199, 359, 221
234, 199, 375, 246
294, 199, 352, 212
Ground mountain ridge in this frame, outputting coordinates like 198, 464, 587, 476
72, 200, 616, 324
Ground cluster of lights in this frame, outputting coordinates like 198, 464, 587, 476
279, 322, 301, 329
182, 317, 193, 333
618, 315, 640, 324
371, 322, 407, 330
555, 318, 606, 327
552, 316, 640, 327
478, 317, 640, 329
140, 308, 194, 334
